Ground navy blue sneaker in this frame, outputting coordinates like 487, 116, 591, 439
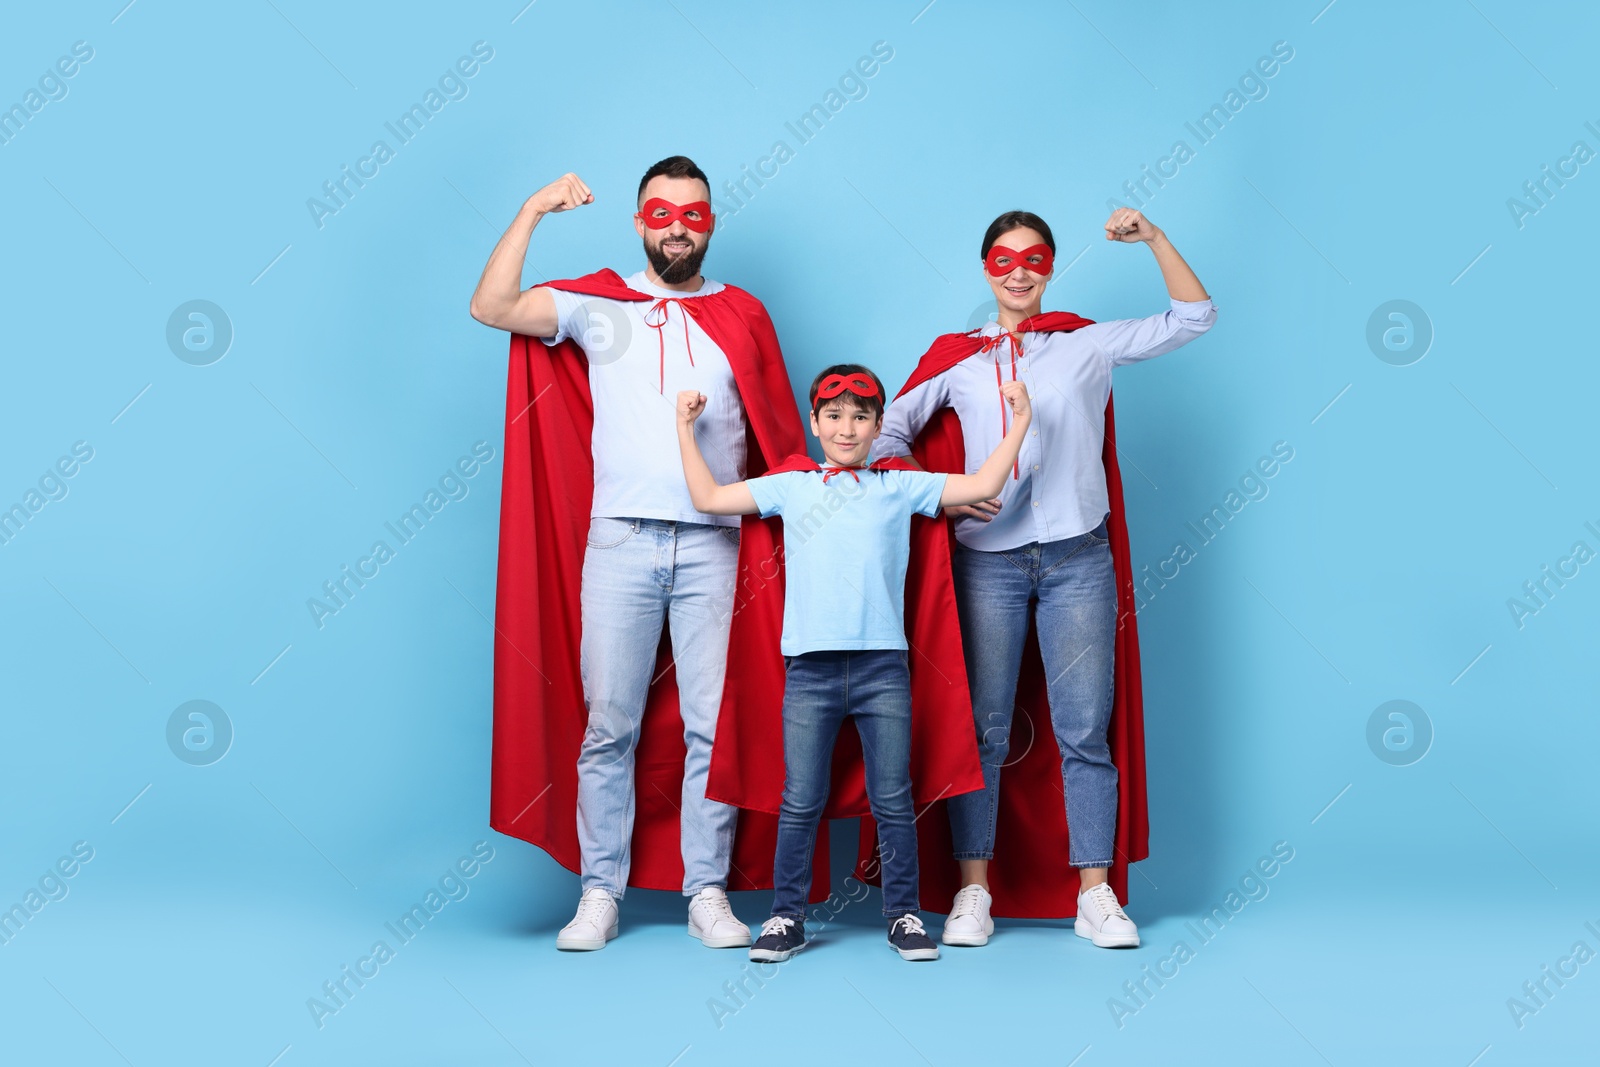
887, 913, 940, 961
749, 916, 805, 962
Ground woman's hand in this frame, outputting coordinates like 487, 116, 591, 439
946, 498, 1002, 521
677, 390, 707, 425
1104, 207, 1162, 244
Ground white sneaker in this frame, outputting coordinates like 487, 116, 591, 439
1074, 882, 1140, 948
556, 887, 618, 951
941, 884, 995, 946
687, 886, 752, 948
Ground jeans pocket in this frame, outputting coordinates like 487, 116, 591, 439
1088, 517, 1110, 543
586, 517, 636, 549
716, 523, 742, 548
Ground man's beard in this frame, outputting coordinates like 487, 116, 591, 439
645, 234, 709, 284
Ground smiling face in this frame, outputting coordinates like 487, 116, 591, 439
635, 174, 714, 285
810, 398, 882, 467
983, 225, 1052, 318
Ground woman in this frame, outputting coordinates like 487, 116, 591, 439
872, 207, 1214, 947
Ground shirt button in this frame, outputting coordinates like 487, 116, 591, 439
1033, 464, 1040, 471
1032, 501, 1039, 507
1030, 430, 1037, 436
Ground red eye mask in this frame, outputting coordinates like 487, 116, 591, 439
636, 198, 714, 233
985, 243, 1054, 277
816, 373, 880, 400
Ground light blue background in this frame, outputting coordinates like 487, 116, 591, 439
2, 1, 1596, 1064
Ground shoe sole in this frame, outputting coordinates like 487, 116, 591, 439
749, 945, 801, 963
941, 920, 994, 947
688, 926, 752, 949
556, 924, 618, 951
1074, 918, 1140, 948
889, 942, 940, 961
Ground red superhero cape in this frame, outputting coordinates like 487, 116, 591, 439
705, 453, 986, 821
488, 269, 816, 894
853, 312, 1151, 919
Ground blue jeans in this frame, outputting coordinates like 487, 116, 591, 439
576, 517, 740, 898
770, 650, 920, 921
946, 521, 1119, 868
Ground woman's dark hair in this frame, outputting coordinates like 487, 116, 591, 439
980, 210, 1055, 258
637, 155, 710, 202
808, 363, 886, 420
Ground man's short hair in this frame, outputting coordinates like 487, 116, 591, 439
637, 156, 711, 203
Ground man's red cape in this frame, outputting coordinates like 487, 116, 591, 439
704, 453, 986, 824
488, 269, 825, 894
853, 312, 1151, 919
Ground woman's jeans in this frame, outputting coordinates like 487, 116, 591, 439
945, 522, 1119, 869
576, 517, 741, 899
769, 650, 920, 922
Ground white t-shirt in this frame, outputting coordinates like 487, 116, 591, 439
541, 271, 747, 527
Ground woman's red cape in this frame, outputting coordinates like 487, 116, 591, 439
853, 313, 1151, 918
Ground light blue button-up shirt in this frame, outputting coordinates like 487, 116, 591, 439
871, 298, 1217, 552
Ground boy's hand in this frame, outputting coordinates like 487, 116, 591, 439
676, 390, 707, 425
946, 498, 1002, 522
1000, 379, 1032, 424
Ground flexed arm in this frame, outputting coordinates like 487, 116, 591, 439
468, 172, 593, 335
677, 391, 759, 516
1104, 207, 1209, 302
940, 381, 1032, 508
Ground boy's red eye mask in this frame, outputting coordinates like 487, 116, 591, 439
636, 198, 713, 233
816, 373, 880, 400
985, 243, 1054, 277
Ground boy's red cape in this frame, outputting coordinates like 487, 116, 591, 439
853, 312, 1151, 919
704, 454, 986, 824
487, 269, 817, 892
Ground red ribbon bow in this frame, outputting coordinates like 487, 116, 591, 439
984, 243, 1054, 278
644, 298, 696, 394
821, 465, 867, 483
636, 198, 714, 233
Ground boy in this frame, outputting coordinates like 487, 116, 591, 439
675, 363, 1033, 961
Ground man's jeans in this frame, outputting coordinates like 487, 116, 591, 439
576, 517, 740, 898
945, 522, 1119, 868
770, 649, 920, 921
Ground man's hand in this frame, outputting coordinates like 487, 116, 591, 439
1000, 379, 1032, 424
677, 390, 707, 426
1104, 207, 1162, 244
528, 172, 594, 215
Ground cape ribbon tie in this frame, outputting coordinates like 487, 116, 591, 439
821, 465, 865, 484
977, 329, 1024, 480
643, 298, 696, 394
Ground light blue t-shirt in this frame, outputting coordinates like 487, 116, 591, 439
746, 467, 948, 656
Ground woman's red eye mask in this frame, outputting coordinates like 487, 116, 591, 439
985, 243, 1054, 277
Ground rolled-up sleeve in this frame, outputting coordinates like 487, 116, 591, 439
1080, 297, 1218, 367
872, 373, 951, 461
537, 288, 589, 346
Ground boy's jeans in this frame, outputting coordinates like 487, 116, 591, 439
770, 649, 920, 921
576, 517, 740, 898
945, 522, 1119, 869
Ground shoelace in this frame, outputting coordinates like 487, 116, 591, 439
890, 914, 929, 938
1087, 883, 1129, 921
643, 298, 696, 394
759, 916, 795, 938
696, 891, 736, 923
950, 885, 986, 918
574, 893, 612, 923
